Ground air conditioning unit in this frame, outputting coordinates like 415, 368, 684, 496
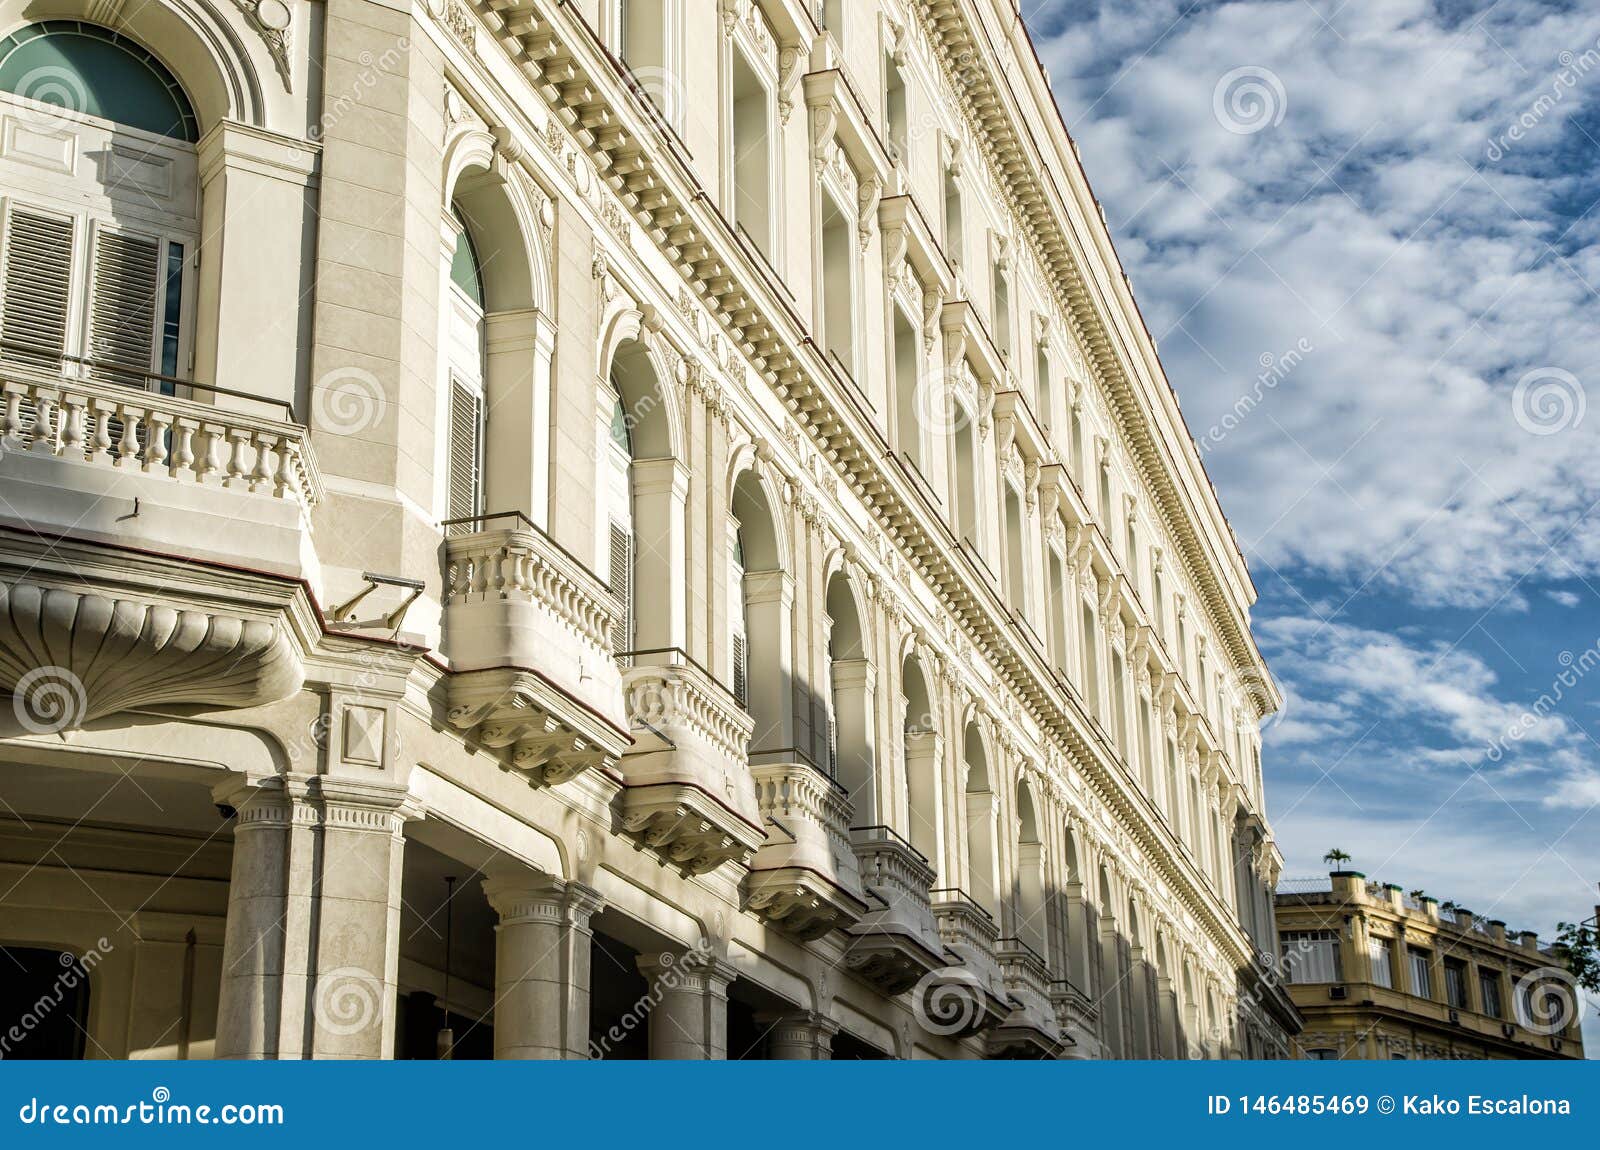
1328, 985, 1349, 1000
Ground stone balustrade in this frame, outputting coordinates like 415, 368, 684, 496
990, 937, 1067, 1057
745, 761, 866, 940
0, 370, 320, 509
841, 824, 944, 993
443, 517, 631, 786
613, 648, 766, 874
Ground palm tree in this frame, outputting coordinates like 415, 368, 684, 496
1322, 848, 1352, 869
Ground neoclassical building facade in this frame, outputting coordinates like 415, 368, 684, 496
0, 0, 1298, 1058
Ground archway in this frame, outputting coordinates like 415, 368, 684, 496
1097, 867, 1126, 1058
604, 338, 681, 653
825, 571, 875, 822
962, 723, 998, 918
732, 467, 789, 756
900, 651, 942, 870
439, 144, 550, 530
1013, 780, 1046, 957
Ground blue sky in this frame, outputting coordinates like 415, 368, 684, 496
1024, 0, 1600, 1045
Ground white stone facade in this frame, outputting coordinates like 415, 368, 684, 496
0, 0, 1298, 1059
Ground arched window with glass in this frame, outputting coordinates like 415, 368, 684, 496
0, 22, 200, 387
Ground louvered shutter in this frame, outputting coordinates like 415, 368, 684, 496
608, 521, 632, 657
732, 631, 748, 707
446, 378, 482, 530
1, 208, 73, 372
86, 228, 160, 385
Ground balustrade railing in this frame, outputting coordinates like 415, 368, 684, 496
0, 363, 318, 508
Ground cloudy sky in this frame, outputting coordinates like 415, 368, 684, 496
1024, 0, 1600, 1046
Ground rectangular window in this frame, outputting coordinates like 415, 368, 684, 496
1004, 484, 1026, 610
1409, 948, 1433, 998
820, 192, 854, 375
992, 260, 1011, 359
1444, 960, 1469, 1009
1281, 931, 1341, 984
730, 48, 771, 257
893, 308, 921, 469
943, 164, 963, 269
1081, 603, 1100, 719
884, 55, 907, 166
1034, 344, 1053, 429
1368, 938, 1393, 989
1479, 970, 1503, 1018
1048, 550, 1069, 676
954, 413, 977, 543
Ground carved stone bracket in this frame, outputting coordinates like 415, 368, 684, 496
0, 582, 302, 733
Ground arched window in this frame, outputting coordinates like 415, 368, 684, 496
0, 22, 199, 384
605, 337, 679, 658
443, 210, 486, 526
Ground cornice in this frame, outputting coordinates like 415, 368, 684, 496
913, 0, 1274, 713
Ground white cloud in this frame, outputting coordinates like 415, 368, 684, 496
1547, 588, 1582, 607
1033, 0, 1600, 607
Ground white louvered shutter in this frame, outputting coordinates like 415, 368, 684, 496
608, 521, 632, 657
86, 228, 160, 384
732, 631, 748, 707
446, 378, 482, 530
1, 209, 73, 371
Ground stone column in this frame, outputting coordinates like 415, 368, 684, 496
758, 1011, 839, 1059
743, 570, 795, 756
483, 309, 555, 528
194, 122, 317, 414
635, 951, 737, 1060
831, 657, 878, 822
215, 777, 410, 1060
903, 728, 944, 876
631, 457, 690, 649
481, 872, 604, 1059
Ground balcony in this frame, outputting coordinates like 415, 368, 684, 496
1049, 978, 1098, 1059
442, 513, 631, 785
0, 364, 321, 728
924, 890, 1011, 1036
745, 762, 866, 940
0, 364, 321, 579
988, 937, 1068, 1058
613, 648, 766, 875
840, 825, 944, 994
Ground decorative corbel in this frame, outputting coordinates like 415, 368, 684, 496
922, 282, 944, 353
778, 41, 805, 124
810, 103, 838, 171
857, 173, 881, 251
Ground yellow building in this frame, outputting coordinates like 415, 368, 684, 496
1275, 872, 1586, 1060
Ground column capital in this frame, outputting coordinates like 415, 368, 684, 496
636, 949, 738, 994
482, 872, 604, 927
